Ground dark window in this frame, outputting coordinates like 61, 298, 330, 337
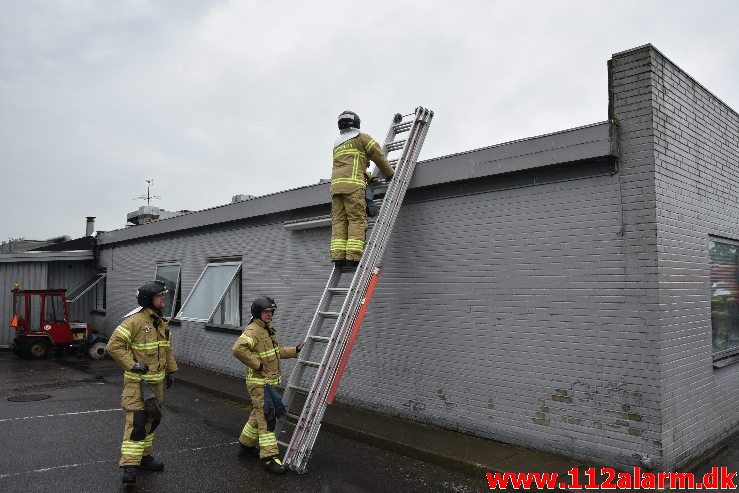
709, 239, 739, 358
94, 279, 106, 311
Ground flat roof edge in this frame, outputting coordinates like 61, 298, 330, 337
0, 250, 94, 263
98, 122, 612, 246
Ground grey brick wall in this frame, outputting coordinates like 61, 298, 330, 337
645, 46, 739, 469
98, 157, 665, 468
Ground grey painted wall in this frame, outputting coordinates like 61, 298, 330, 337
96, 158, 666, 469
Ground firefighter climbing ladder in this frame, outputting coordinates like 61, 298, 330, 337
276, 107, 433, 473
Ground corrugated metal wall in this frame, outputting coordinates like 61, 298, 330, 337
0, 262, 48, 347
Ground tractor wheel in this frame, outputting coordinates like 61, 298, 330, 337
26, 339, 49, 360
88, 341, 107, 360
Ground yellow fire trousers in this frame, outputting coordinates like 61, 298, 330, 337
239, 385, 278, 458
331, 188, 367, 262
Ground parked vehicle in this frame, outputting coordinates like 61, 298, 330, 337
10, 286, 107, 359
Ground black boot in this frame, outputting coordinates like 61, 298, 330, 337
238, 443, 259, 458
139, 455, 164, 471
332, 259, 346, 269
122, 466, 137, 484
342, 260, 359, 271
263, 456, 287, 475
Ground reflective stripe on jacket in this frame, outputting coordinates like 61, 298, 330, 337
331, 132, 394, 195
107, 307, 178, 382
232, 319, 297, 387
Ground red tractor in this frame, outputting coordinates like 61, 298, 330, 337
10, 287, 108, 360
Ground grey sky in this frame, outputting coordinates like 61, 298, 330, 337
1, 0, 738, 240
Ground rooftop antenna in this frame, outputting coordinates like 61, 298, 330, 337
133, 179, 162, 206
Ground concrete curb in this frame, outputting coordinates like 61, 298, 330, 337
172, 364, 591, 483
175, 374, 491, 476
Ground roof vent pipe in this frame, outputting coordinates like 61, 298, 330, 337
86, 217, 95, 237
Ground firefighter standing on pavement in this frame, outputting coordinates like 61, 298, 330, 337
107, 281, 178, 486
331, 110, 395, 269
232, 296, 303, 475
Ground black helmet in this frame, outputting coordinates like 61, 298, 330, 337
338, 110, 360, 130
137, 280, 167, 308
251, 296, 277, 320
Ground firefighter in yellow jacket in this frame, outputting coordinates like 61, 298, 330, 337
331, 110, 395, 268
232, 296, 302, 474
107, 280, 177, 486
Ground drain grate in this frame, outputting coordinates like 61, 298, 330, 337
7, 394, 52, 402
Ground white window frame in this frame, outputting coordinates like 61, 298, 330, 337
208, 269, 242, 329
154, 262, 182, 320
177, 261, 242, 323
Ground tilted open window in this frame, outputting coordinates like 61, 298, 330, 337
155, 263, 181, 320
177, 261, 242, 324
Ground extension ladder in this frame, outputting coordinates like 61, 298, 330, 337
277, 107, 433, 473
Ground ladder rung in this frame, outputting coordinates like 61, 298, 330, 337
278, 440, 289, 448
285, 412, 300, 421
299, 360, 321, 368
319, 311, 340, 319
328, 287, 349, 295
290, 385, 310, 394
393, 122, 412, 133
389, 159, 399, 166
309, 335, 330, 342
386, 140, 406, 152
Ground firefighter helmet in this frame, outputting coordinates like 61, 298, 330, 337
136, 280, 168, 308
251, 296, 277, 320
338, 110, 360, 130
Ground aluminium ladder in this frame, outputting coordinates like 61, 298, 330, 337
276, 107, 433, 473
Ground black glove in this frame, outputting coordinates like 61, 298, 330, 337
256, 363, 264, 374
296, 342, 304, 354
130, 362, 149, 374
140, 381, 162, 420
165, 373, 175, 389
386, 173, 394, 183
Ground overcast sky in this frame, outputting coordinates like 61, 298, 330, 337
1, 0, 738, 240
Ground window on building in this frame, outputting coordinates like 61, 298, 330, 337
709, 239, 739, 359
155, 263, 181, 320
94, 278, 106, 312
210, 270, 242, 327
177, 261, 242, 323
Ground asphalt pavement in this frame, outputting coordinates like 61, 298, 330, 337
0, 351, 486, 493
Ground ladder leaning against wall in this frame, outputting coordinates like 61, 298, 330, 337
276, 107, 434, 473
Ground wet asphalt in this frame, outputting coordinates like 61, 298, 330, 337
0, 351, 486, 493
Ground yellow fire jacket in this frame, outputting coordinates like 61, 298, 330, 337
232, 318, 297, 387
331, 132, 395, 195
107, 308, 178, 384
